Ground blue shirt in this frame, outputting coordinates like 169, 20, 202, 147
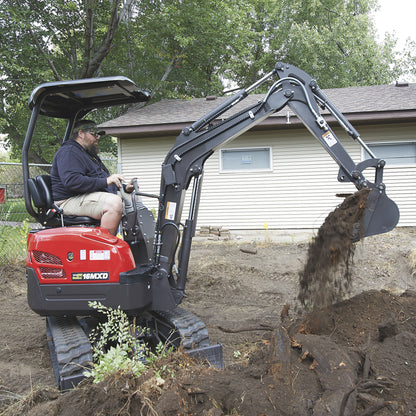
51, 139, 116, 201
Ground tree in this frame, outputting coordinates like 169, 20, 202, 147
0, 0, 413, 164
0, 0, 242, 162
227, 0, 406, 89
0, 0, 138, 163
104, 0, 239, 99
401, 39, 416, 81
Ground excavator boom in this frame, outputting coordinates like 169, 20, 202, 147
153, 62, 400, 305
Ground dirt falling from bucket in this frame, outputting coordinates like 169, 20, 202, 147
298, 188, 370, 310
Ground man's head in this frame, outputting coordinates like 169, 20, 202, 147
71, 119, 105, 154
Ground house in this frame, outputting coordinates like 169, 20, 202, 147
101, 82, 416, 234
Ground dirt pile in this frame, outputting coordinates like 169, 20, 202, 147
298, 190, 369, 309
1, 226, 416, 415
3, 290, 415, 416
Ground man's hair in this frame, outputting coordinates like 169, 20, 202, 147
71, 119, 105, 139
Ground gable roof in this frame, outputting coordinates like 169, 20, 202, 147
101, 83, 416, 138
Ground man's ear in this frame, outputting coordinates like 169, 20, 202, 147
74, 130, 83, 143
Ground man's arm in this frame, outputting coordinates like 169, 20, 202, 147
56, 148, 108, 194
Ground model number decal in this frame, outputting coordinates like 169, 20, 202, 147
71, 272, 109, 281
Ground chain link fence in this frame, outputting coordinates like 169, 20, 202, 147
0, 158, 117, 262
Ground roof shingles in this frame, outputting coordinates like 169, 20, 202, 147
101, 83, 416, 129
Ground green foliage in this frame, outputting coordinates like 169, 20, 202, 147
227, 0, 409, 89
402, 39, 416, 80
0, 0, 130, 162
0, 224, 28, 261
85, 344, 146, 383
233, 350, 242, 358
19, 220, 30, 246
1, 0, 415, 163
84, 301, 173, 383
105, 0, 238, 99
0, 199, 30, 222
0, 199, 30, 261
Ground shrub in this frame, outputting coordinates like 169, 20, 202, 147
84, 301, 173, 383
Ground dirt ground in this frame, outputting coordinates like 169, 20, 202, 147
0, 226, 416, 415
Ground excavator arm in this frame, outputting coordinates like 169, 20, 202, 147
150, 62, 399, 307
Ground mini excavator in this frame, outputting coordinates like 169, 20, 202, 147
22, 63, 399, 389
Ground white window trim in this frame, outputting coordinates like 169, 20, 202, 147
219, 146, 273, 173
361, 140, 416, 167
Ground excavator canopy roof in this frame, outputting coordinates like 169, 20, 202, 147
28, 76, 150, 119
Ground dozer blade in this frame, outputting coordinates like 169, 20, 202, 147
361, 188, 400, 238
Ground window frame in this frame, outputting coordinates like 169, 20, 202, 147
362, 140, 416, 167
219, 146, 273, 173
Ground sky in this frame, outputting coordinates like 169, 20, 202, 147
373, 0, 416, 51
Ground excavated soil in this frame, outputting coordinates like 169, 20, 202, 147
299, 189, 370, 309
1, 194, 416, 415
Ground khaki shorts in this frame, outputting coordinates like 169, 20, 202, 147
57, 192, 111, 219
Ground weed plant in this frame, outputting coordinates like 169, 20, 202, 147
85, 301, 173, 383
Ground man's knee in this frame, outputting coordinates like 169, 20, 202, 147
103, 193, 122, 214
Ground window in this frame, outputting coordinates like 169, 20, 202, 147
364, 142, 416, 165
220, 147, 272, 171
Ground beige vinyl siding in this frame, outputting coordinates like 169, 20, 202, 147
119, 123, 415, 230
118, 136, 172, 212
382, 167, 416, 226
358, 123, 416, 226
198, 129, 358, 229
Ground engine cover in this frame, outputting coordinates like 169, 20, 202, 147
27, 226, 135, 284
26, 227, 152, 316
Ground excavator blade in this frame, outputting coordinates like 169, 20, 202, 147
360, 188, 400, 239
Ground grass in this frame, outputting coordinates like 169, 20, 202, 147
0, 198, 30, 223
0, 225, 28, 261
0, 199, 30, 261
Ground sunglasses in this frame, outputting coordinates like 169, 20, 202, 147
85, 129, 103, 137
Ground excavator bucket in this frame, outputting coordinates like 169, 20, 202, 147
360, 188, 400, 239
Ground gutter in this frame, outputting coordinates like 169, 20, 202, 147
103, 110, 416, 139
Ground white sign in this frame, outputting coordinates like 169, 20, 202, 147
165, 201, 177, 221
89, 250, 111, 261
322, 131, 337, 148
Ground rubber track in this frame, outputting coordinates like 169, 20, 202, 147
46, 316, 93, 379
151, 307, 210, 350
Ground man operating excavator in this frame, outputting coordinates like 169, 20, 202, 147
50, 119, 135, 235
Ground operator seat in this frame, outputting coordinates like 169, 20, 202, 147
28, 175, 100, 228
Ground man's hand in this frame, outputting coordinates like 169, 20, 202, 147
107, 174, 125, 188
107, 175, 138, 193
125, 177, 138, 193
